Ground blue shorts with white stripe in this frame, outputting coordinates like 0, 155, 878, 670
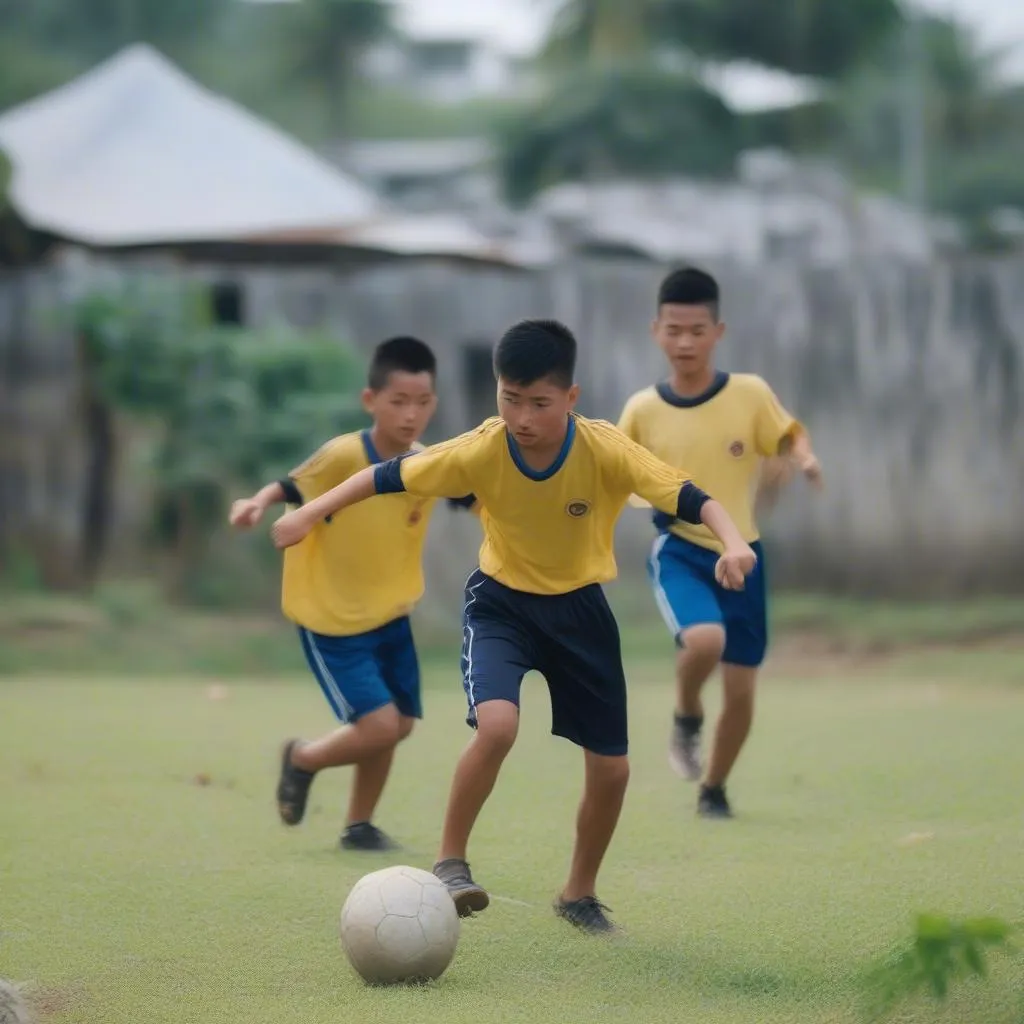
297, 617, 422, 723
647, 534, 768, 668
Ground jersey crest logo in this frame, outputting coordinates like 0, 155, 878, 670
729, 440, 745, 458
407, 501, 426, 525
566, 500, 591, 518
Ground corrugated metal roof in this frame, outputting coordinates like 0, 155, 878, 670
246, 212, 527, 266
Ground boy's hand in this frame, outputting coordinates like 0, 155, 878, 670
798, 452, 824, 490
229, 498, 264, 529
271, 510, 314, 550
715, 544, 757, 591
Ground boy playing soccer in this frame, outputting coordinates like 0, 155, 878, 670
618, 268, 822, 820
229, 336, 471, 851
270, 319, 757, 933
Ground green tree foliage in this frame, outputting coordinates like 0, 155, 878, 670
863, 913, 1016, 1020
658, 0, 902, 79
542, 0, 661, 65
499, 63, 740, 203
0, 32, 82, 110
273, 0, 394, 137
11, 0, 229, 63
735, 13, 1024, 233
75, 283, 366, 602
505, 0, 901, 203
832, 16, 999, 174
0, 0, 230, 116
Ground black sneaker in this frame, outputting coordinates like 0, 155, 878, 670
432, 858, 490, 917
276, 739, 315, 826
698, 783, 734, 819
340, 822, 399, 852
554, 896, 617, 935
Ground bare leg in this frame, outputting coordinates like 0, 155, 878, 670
675, 623, 726, 718
346, 715, 416, 825
437, 700, 519, 862
291, 703, 401, 772
704, 664, 757, 787
561, 751, 630, 902
669, 624, 726, 780
276, 705, 403, 829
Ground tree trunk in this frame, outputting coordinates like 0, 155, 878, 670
77, 333, 116, 590
167, 491, 200, 604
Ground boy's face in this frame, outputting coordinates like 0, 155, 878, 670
362, 371, 437, 448
496, 376, 579, 450
652, 302, 724, 374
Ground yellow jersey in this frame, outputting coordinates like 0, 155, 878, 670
281, 430, 436, 635
378, 414, 703, 595
618, 372, 803, 552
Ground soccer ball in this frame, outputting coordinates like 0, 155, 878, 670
340, 865, 460, 985
0, 980, 30, 1024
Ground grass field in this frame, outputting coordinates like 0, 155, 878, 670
2, 645, 1024, 1023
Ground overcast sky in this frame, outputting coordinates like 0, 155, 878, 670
396, 0, 1024, 74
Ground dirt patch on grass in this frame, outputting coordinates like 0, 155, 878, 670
767, 631, 1024, 676
15, 982, 88, 1022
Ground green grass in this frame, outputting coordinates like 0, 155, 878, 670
2, 586, 1023, 677
2, 650, 1024, 1023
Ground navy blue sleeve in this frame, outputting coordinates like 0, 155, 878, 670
279, 478, 303, 505
446, 494, 477, 511
373, 457, 408, 494
676, 482, 711, 524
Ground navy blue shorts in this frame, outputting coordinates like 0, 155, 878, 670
460, 570, 628, 757
647, 535, 768, 667
297, 616, 422, 723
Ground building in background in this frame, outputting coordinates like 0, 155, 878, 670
327, 138, 498, 214
363, 36, 533, 104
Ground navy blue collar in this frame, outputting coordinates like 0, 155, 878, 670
363, 428, 419, 464
505, 415, 576, 481
361, 429, 383, 465
656, 371, 730, 408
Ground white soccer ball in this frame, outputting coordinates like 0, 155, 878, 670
340, 865, 460, 985
0, 980, 30, 1024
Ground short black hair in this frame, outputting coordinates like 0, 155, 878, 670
368, 336, 437, 390
493, 319, 576, 389
658, 267, 720, 319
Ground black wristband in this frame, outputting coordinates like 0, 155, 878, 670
676, 482, 711, 524
279, 478, 303, 505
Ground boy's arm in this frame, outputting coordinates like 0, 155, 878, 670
228, 472, 310, 530
271, 465, 379, 548
229, 480, 288, 529
272, 438, 475, 549
229, 437, 356, 531
608, 428, 757, 590
755, 380, 822, 488
778, 430, 823, 488
753, 457, 795, 516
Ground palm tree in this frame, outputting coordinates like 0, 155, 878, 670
276, 0, 394, 137
658, 0, 901, 80
512, 0, 738, 205
542, 0, 660, 65
499, 63, 739, 203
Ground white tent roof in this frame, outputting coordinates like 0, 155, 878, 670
0, 44, 383, 246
